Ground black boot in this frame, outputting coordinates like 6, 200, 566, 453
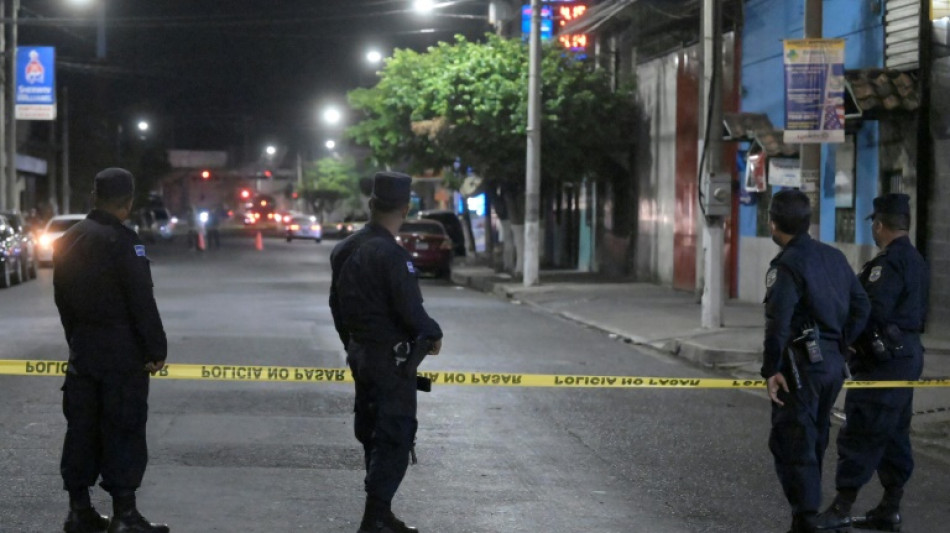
814, 491, 855, 531
852, 505, 901, 532
357, 497, 420, 533
64, 487, 110, 533
381, 510, 419, 533
107, 492, 169, 533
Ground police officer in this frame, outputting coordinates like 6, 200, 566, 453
329, 172, 443, 533
762, 189, 870, 533
815, 194, 928, 532
54, 168, 170, 533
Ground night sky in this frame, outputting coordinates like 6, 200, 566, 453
17, 0, 494, 163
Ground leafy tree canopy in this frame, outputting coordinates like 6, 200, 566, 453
301, 156, 362, 213
347, 34, 636, 187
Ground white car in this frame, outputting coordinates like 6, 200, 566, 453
285, 215, 323, 243
37, 214, 86, 266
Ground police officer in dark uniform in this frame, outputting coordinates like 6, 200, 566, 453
329, 172, 443, 533
815, 194, 928, 532
761, 189, 870, 533
54, 168, 170, 533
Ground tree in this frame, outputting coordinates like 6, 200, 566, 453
347, 34, 637, 273
300, 156, 362, 221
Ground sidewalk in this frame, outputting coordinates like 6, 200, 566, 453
451, 264, 950, 455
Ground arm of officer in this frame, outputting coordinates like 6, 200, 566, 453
863, 259, 901, 333
762, 266, 799, 404
115, 240, 168, 365
844, 272, 871, 347
328, 248, 349, 349
385, 249, 443, 347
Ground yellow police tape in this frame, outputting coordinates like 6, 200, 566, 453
2, 359, 949, 389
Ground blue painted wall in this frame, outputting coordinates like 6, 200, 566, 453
740, 0, 884, 245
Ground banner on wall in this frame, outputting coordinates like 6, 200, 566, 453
768, 157, 803, 188
783, 39, 845, 144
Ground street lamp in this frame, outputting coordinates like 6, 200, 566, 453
322, 106, 342, 126
137, 120, 149, 132
265, 145, 277, 156
325, 140, 336, 150
412, 0, 436, 14
366, 49, 383, 64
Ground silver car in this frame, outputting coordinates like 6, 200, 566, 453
37, 214, 86, 266
285, 215, 323, 243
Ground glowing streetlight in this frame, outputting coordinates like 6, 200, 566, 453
366, 49, 383, 64
137, 120, 149, 132
67, 0, 94, 6
322, 106, 342, 125
413, 0, 436, 14
325, 140, 336, 150
265, 145, 277, 156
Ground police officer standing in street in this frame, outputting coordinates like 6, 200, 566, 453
54, 168, 170, 533
762, 189, 870, 533
815, 194, 929, 532
330, 172, 443, 533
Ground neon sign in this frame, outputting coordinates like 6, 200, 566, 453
555, 3, 588, 52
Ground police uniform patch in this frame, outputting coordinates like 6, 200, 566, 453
869, 265, 882, 282
766, 268, 777, 288
407, 261, 416, 273
134, 245, 146, 257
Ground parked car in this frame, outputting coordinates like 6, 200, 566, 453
0, 214, 25, 288
285, 215, 323, 243
417, 209, 466, 257
0, 211, 38, 281
396, 219, 453, 278
37, 214, 86, 267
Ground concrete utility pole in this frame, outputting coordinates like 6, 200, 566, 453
523, 0, 542, 287
6, 0, 17, 212
700, 0, 725, 328
801, 0, 822, 238
0, 0, 6, 210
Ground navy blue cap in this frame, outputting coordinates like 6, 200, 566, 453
371, 171, 412, 205
867, 193, 910, 220
93, 168, 135, 200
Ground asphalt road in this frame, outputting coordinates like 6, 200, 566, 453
1, 235, 948, 532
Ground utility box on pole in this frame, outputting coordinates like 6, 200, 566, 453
702, 172, 732, 218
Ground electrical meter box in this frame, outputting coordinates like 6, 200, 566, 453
702, 172, 732, 217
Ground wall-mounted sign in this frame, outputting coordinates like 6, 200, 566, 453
15, 46, 56, 121
768, 157, 803, 188
783, 39, 845, 143
521, 5, 553, 41
555, 3, 588, 52
745, 152, 767, 193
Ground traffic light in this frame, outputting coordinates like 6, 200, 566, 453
201, 170, 211, 180
263, 170, 273, 179
239, 189, 251, 200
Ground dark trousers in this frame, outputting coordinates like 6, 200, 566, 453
769, 354, 846, 515
60, 370, 150, 494
347, 342, 418, 505
836, 341, 923, 494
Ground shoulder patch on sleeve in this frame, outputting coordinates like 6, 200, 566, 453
869, 265, 882, 282
766, 268, 777, 288
407, 261, 416, 274
134, 244, 146, 257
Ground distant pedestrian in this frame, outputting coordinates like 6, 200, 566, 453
330, 171, 443, 533
54, 168, 170, 533
815, 194, 929, 532
761, 189, 870, 533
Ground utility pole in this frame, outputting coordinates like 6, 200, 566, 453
802, 0, 822, 238
6, 0, 17, 211
62, 86, 69, 213
700, 0, 725, 328
523, 0, 542, 287
0, 0, 6, 210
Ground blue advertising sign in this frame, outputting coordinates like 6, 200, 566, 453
521, 5, 553, 41
15, 46, 56, 120
783, 39, 845, 143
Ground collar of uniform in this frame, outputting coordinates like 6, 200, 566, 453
87, 209, 123, 227
785, 232, 812, 249
366, 220, 396, 238
885, 234, 911, 251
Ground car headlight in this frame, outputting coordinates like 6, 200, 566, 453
39, 234, 53, 248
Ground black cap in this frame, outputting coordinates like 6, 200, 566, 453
866, 193, 910, 220
93, 168, 135, 200
371, 171, 412, 205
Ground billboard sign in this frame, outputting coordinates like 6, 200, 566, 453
783, 39, 845, 143
15, 46, 56, 120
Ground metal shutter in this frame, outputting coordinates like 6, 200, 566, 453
885, 0, 921, 71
